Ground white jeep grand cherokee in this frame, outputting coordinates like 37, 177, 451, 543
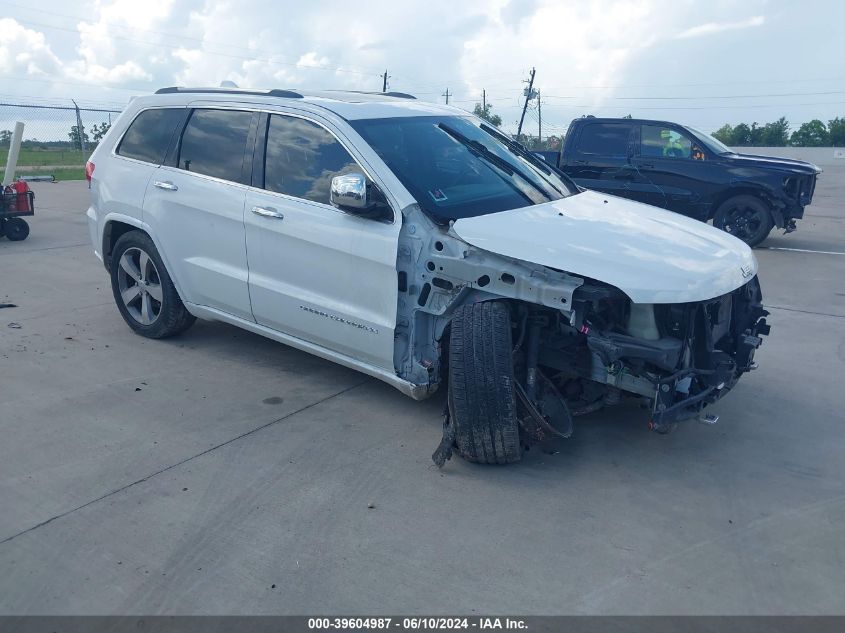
87, 87, 770, 465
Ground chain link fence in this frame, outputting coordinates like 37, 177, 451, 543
0, 101, 124, 180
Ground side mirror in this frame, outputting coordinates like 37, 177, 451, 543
330, 173, 368, 212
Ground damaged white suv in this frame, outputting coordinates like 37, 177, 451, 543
86, 87, 770, 465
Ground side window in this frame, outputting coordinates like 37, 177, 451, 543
264, 115, 359, 204
178, 109, 253, 182
641, 125, 693, 159
576, 123, 632, 157
116, 108, 184, 164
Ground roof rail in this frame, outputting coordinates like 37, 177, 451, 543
154, 87, 303, 99
333, 90, 416, 100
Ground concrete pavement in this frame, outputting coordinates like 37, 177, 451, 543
1, 175, 844, 614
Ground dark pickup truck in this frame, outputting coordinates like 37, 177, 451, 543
537, 117, 821, 246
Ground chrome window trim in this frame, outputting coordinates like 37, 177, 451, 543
111, 101, 399, 224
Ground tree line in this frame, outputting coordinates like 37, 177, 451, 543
712, 117, 844, 147
472, 100, 844, 149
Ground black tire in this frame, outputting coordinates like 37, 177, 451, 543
448, 301, 522, 464
110, 230, 195, 339
712, 195, 773, 247
4, 217, 29, 241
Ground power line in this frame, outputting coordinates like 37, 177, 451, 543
541, 90, 845, 101
540, 101, 845, 111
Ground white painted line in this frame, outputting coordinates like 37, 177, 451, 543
760, 246, 845, 255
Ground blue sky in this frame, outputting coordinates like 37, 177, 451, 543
0, 0, 842, 137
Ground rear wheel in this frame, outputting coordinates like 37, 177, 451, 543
448, 301, 522, 464
4, 218, 29, 241
713, 195, 773, 247
110, 231, 195, 338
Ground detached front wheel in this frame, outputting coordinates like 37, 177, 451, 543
448, 301, 522, 464
713, 195, 773, 247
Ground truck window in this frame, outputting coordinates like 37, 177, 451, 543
576, 123, 632, 157
263, 115, 360, 205
117, 108, 184, 165
178, 109, 253, 183
641, 125, 693, 159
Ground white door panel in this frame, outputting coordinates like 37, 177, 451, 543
245, 192, 399, 370
143, 166, 253, 320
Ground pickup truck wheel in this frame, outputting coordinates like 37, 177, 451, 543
713, 195, 773, 247
3, 218, 29, 241
110, 231, 196, 339
448, 301, 522, 464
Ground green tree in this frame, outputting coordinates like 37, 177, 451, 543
712, 124, 734, 145
472, 102, 502, 127
760, 117, 790, 146
0, 129, 11, 144
790, 119, 829, 146
68, 125, 90, 149
731, 123, 752, 146
91, 122, 112, 142
749, 122, 764, 146
828, 117, 845, 146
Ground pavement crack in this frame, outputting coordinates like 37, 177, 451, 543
767, 305, 845, 319
0, 378, 371, 546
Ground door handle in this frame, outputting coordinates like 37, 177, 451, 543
251, 206, 284, 220
153, 180, 178, 191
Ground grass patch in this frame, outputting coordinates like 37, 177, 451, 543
0, 147, 91, 168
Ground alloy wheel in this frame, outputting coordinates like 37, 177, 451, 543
722, 204, 767, 243
116, 247, 163, 325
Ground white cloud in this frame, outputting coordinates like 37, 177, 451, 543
675, 15, 765, 39
0, 18, 62, 76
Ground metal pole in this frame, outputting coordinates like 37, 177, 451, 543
382, 70, 388, 92
538, 90, 541, 147
482, 89, 486, 113
3, 121, 24, 186
517, 67, 535, 140
73, 100, 87, 152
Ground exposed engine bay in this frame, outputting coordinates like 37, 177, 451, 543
522, 274, 770, 435
394, 205, 770, 459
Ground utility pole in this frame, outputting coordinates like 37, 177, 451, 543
516, 67, 536, 140
537, 90, 542, 147
482, 89, 486, 113
442, 88, 451, 105
382, 70, 389, 92
72, 99, 86, 152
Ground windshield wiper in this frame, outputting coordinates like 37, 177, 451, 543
479, 123, 575, 195
437, 123, 552, 201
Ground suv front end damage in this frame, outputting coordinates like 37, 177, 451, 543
568, 276, 770, 431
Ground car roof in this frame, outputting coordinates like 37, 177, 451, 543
571, 116, 687, 128
132, 87, 465, 121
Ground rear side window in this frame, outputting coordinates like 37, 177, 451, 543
576, 123, 632, 157
178, 109, 253, 182
263, 114, 359, 204
116, 108, 184, 164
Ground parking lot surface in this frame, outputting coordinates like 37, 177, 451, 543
1, 170, 844, 615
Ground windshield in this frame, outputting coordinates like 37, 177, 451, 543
684, 126, 734, 155
350, 115, 574, 222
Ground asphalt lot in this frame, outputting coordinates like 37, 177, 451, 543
1, 170, 844, 615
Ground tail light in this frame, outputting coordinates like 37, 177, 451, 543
85, 161, 95, 185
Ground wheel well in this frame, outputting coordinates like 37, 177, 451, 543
103, 221, 143, 272
709, 187, 774, 221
